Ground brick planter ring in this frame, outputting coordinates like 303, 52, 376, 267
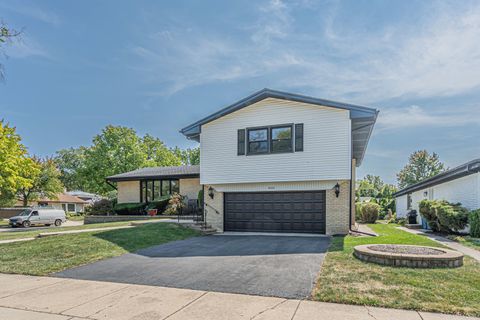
353, 244, 464, 268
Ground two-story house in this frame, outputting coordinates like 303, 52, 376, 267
107, 89, 378, 235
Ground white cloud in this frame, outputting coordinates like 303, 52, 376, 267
376, 104, 480, 131
0, 2, 60, 25
129, 0, 480, 102
4, 35, 49, 59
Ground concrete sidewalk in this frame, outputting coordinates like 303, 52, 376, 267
0, 274, 477, 320
398, 227, 480, 262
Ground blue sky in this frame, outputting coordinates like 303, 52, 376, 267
1, 0, 479, 185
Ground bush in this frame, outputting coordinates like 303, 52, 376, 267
419, 199, 439, 231
419, 199, 469, 233
145, 196, 170, 213
355, 202, 363, 222
85, 199, 114, 216
469, 209, 480, 238
164, 193, 185, 215
360, 203, 380, 223
114, 202, 145, 215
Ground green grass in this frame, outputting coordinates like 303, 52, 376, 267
0, 223, 200, 275
0, 220, 8, 226
0, 220, 147, 241
314, 224, 480, 316
447, 235, 480, 251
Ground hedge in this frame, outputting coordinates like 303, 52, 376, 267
114, 203, 146, 215
418, 199, 468, 233
470, 209, 480, 238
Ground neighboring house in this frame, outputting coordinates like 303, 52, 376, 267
111, 88, 378, 235
66, 190, 103, 205
107, 165, 201, 204
394, 158, 480, 224
18, 193, 89, 213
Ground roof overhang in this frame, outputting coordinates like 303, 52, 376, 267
107, 173, 200, 182
394, 158, 480, 197
180, 88, 378, 166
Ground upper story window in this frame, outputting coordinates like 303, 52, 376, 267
271, 126, 292, 153
243, 124, 298, 155
248, 128, 269, 154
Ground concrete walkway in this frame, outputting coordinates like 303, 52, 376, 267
398, 227, 480, 262
0, 274, 477, 320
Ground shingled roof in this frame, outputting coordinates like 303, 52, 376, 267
106, 165, 200, 182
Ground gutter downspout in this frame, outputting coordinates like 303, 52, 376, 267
105, 179, 117, 190
349, 159, 376, 237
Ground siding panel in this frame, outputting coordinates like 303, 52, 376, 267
200, 98, 351, 185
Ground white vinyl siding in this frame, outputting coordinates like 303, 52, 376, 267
200, 98, 352, 185
395, 173, 480, 220
396, 194, 408, 218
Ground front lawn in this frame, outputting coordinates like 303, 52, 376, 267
314, 224, 480, 316
447, 235, 480, 251
0, 223, 200, 275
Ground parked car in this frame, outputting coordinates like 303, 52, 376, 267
9, 208, 66, 228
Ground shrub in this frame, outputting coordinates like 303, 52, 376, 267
114, 202, 145, 215
359, 203, 380, 223
469, 209, 480, 238
85, 199, 114, 216
437, 202, 468, 233
419, 199, 469, 233
164, 193, 185, 215
145, 196, 170, 213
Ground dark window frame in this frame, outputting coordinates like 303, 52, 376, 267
245, 123, 293, 156
140, 179, 180, 203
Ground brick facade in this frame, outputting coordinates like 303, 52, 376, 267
204, 185, 224, 231
326, 180, 351, 235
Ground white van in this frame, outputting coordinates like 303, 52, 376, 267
9, 208, 67, 228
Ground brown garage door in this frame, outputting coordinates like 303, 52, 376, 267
224, 191, 326, 234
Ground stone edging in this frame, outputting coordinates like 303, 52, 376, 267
353, 244, 464, 268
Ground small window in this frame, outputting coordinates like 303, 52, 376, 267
161, 180, 170, 196
67, 203, 76, 212
247, 128, 268, 154
271, 126, 292, 153
171, 180, 179, 194
407, 193, 412, 210
153, 180, 162, 200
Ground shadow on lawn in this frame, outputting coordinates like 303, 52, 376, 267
327, 235, 345, 252
94, 224, 332, 258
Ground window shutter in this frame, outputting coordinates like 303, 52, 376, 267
294, 123, 304, 152
237, 129, 246, 155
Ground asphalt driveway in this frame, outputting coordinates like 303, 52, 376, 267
54, 234, 331, 299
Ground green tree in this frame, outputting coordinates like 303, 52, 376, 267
356, 175, 383, 198
142, 134, 181, 167
18, 157, 64, 206
80, 126, 147, 194
397, 150, 446, 189
172, 147, 200, 165
0, 120, 38, 206
1, 21, 21, 80
54, 147, 87, 191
